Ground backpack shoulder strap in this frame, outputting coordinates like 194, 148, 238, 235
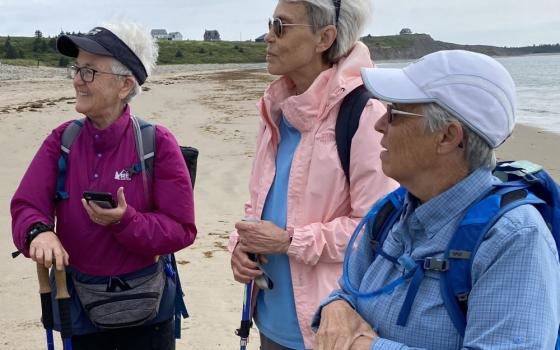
496, 160, 560, 253
55, 119, 85, 201
132, 118, 191, 339
368, 186, 407, 250
342, 187, 407, 298
131, 116, 155, 178
335, 85, 375, 182
60, 119, 85, 154
440, 184, 545, 337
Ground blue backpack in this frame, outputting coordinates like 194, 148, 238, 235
342, 160, 560, 346
54, 116, 195, 339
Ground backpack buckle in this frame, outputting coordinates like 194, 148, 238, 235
423, 257, 448, 271
520, 170, 540, 183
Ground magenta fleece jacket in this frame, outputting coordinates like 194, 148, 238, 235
11, 106, 196, 276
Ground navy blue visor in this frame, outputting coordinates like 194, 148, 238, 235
57, 27, 148, 85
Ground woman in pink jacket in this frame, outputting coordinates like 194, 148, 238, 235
229, 1, 397, 349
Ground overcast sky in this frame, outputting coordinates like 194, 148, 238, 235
0, 0, 558, 47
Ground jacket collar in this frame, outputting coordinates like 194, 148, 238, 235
406, 168, 496, 239
84, 105, 132, 152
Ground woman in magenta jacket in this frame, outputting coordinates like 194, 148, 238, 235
229, 1, 397, 349
11, 21, 196, 349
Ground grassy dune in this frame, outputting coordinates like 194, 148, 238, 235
0, 36, 266, 67
1, 34, 558, 67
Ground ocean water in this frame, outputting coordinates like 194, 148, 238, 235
377, 53, 560, 134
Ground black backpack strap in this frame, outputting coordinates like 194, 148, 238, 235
55, 119, 85, 201
335, 85, 375, 182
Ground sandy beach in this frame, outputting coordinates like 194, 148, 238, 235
0, 63, 558, 350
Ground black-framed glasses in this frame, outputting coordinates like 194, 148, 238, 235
67, 64, 129, 83
386, 104, 425, 124
268, 17, 313, 38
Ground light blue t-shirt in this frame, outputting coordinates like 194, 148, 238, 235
255, 115, 305, 349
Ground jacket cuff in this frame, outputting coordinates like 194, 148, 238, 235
228, 231, 239, 253
108, 205, 136, 233
286, 226, 306, 257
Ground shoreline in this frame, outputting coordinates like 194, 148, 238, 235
2, 61, 559, 137
0, 67, 558, 349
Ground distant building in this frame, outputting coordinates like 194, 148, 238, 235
169, 32, 183, 41
204, 30, 221, 41
255, 34, 266, 42
151, 29, 183, 41
151, 29, 168, 39
400, 28, 412, 35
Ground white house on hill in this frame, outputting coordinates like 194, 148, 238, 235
169, 32, 183, 41
151, 29, 183, 41
151, 29, 168, 39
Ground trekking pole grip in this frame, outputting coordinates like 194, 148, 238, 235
37, 264, 54, 328
54, 269, 72, 344
37, 264, 55, 350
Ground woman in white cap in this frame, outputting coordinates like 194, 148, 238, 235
313, 50, 560, 349
11, 21, 196, 349
228, 0, 396, 349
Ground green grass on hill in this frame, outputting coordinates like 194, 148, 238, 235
157, 40, 266, 64
361, 33, 433, 49
0, 36, 70, 67
3, 34, 557, 68
0, 36, 267, 67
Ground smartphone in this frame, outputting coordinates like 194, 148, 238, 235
83, 191, 117, 209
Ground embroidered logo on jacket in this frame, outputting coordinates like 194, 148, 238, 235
114, 169, 132, 181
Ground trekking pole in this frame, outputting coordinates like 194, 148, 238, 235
236, 274, 254, 350
37, 264, 55, 350
54, 269, 72, 350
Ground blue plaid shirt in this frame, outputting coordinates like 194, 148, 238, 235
313, 169, 560, 349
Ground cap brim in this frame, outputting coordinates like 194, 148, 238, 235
360, 67, 431, 104
57, 35, 113, 58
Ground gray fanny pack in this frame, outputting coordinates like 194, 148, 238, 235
72, 260, 165, 329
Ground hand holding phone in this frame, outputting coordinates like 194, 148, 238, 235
83, 191, 117, 209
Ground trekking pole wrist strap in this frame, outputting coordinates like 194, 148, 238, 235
25, 223, 54, 248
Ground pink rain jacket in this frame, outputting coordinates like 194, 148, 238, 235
11, 106, 196, 276
229, 42, 398, 348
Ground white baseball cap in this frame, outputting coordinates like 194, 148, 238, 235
361, 50, 516, 148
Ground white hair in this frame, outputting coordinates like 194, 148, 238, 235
284, 0, 372, 63
101, 20, 159, 103
423, 103, 496, 171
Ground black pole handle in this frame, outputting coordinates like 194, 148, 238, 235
54, 269, 72, 346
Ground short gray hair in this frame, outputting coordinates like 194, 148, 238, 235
111, 59, 140, 104
284, 0, 371, 63
423, 103, 496, 171
101, 21, 159, 103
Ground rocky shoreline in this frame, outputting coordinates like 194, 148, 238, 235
0, 61, 267, 81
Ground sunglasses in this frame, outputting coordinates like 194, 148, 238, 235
268, 17, 313, 38
386, 104, 425, 124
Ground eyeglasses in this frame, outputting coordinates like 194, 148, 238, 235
386, 104, 425, 124
67, 64, 129, 83
268, 17, 313, 38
